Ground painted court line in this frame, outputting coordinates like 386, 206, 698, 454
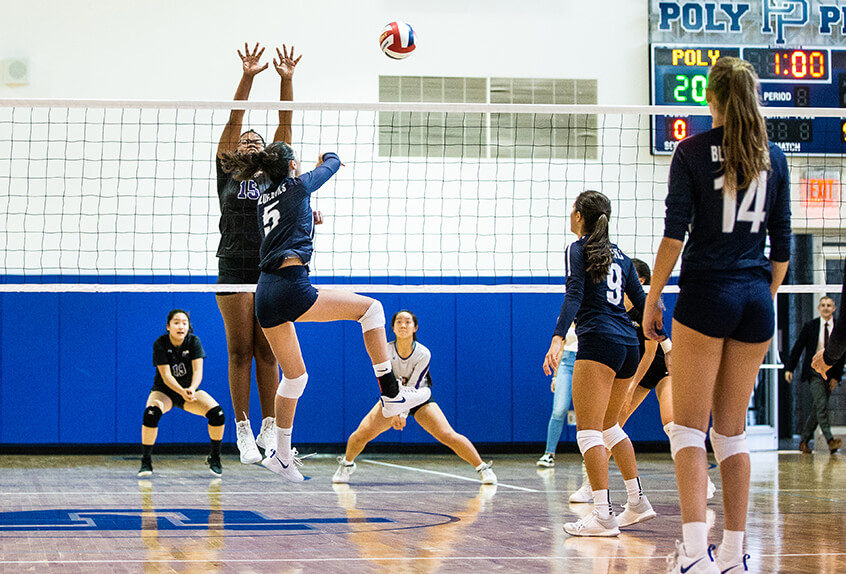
2, 553, 845, 565
360, 459, 538, 492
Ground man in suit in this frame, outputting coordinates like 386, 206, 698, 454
784, 296, 844, 454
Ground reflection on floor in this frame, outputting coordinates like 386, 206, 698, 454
0, 452, 844, 573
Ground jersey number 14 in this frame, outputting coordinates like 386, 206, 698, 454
719, 172, 767, 233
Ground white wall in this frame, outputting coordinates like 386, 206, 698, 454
1, 1, 670, 280
0, 0, 651, 103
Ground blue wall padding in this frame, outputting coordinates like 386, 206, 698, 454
0, 291, 675, 445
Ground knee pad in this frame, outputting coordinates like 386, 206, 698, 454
143, 406, 163, 428
358, 300, 385, 333
277, 372, 308, 399
669, 424, 707, 459
709, 428, 749, 464
576, 429, 605, 456
205, 405, 225, 427
602, 423, 628, 450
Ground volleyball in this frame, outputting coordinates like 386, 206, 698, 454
379, 21, 415, 59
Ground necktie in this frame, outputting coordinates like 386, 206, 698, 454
824, 321, 830, 348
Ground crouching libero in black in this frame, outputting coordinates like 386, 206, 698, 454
138, 309, 226, 478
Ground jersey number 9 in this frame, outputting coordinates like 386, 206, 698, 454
606, 262, 623, 305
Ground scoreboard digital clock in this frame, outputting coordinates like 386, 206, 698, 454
651, 45, 846, 155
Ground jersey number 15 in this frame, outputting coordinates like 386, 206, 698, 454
719, 172, 767, 233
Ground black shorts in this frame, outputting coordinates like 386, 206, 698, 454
255, 266, 319, 328
674, 270, 774, 343
576, 334, 640, 379
409, 398, 434, 417
150, 383, 187, 410
217, 255, 261, 292
638, 358, 669, 390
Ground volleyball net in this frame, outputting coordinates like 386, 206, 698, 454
0, 100, 844, 293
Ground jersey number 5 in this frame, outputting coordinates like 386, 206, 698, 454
263, 200, 281, 235
719, 172, 767, 233
606, 262, 623, 305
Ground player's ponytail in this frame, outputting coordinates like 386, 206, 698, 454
707, 57, 770, 195
574, 190, 613, 282
221, 142, 296, 182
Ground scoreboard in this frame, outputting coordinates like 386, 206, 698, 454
651, 45, 846, 155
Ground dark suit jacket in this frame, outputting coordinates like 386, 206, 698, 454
784, 317, 845, 382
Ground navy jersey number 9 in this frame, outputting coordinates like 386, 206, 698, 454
606, 262, 623, 305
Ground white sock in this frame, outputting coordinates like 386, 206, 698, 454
624, 477, 642, 504
682, 521, 709, 557
475, 462, 486, 471
719, 530, 744, 564
373, 360, 392, 378
275, 426, 292, 459
592, 489, 613, 518
343, 458, 355, 466
261, 416, 274, 429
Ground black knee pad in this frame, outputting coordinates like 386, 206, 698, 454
205, 405, 225, 427
143, 406, 163, 428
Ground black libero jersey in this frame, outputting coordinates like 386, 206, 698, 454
152, 333, 205, 388
666, 127, 791, 282
257, 153, 341, 271
553, 238, 647, 346
216, 157, 272, 260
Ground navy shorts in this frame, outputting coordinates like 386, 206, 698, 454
674, 270, 774, 343
255, 266, 319, 328
576, 334, 640, 379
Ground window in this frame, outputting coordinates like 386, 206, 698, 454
379, 76, 598, 159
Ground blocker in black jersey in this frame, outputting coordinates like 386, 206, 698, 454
151, 333, 206, 409
215, 157, 272, 284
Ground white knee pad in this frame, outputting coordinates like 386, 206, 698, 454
359, 300, 385, 333
669, 424, 707, 459
576, 429, 605, 456
709, 428, 749, 464
277, 373, 308, 399
602, 423, 628, 450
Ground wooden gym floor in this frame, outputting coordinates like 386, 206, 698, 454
0, 451, 843, 573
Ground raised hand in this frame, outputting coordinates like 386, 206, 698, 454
238, 42, 269, 77
274, 44, 302, 79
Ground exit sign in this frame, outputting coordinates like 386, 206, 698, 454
800, 178, 840, 206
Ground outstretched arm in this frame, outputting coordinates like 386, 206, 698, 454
273, 45, 302, 145
217, 43, 269, 159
